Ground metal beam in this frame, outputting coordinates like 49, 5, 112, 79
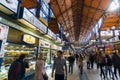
56, 3, 77, 17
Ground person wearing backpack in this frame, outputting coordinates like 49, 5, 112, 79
8, 54, 27, 80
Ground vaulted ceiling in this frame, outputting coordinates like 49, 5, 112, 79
20, 0, 120, 45
101, 12, 120, 31
50, 0, 111, 43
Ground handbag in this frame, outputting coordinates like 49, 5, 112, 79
43, 73, 48, 80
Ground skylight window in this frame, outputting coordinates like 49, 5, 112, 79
107, 0, 119, 12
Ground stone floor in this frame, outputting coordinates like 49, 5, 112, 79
47, 63, 81, 80
47, 60, 120, 80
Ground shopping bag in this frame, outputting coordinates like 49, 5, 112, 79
43, 73, 48, 80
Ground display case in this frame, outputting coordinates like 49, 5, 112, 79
0, 43, 37, 80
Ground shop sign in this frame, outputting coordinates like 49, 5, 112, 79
109, 36, 120, 42
0, 17, 41, 38
58, 46, 62, 50
22, 8, 47, 33
51, 44, 57, 50
97, 45, 104, 47
0, 23, 9, 57
57, 37, 61, 43
23, 34, 35, 44
47, 29, 56, 40
39, 40, 50, 48
0, 0, 18, 14
101, 31, 113, 36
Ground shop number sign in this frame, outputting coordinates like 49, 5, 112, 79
0, 23, 9, 58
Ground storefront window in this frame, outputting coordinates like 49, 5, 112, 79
0, 43, 37, 80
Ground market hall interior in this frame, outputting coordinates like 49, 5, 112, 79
0, 0, 120, 80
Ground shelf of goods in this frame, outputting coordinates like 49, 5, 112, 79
0, 43, 37, 80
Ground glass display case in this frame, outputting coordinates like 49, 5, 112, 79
0, 43, 37, 80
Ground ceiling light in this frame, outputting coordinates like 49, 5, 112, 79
111, 26, 116, 30
43, 0, 50, 3
107, 0, 119, 12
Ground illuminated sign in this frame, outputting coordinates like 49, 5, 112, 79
39, 40, 50, 48
21, 8, 47, 33
47, 29, 56, 40
23, 34, 35, 44
0, 0, 18, 14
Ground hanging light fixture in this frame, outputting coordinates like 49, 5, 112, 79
43, 0, 50, 3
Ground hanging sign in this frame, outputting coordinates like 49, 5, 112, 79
0, 0, 18, 14
20, 8, 47, 33
47, 29, 56, 40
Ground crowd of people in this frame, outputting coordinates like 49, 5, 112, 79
7, 50, 120, 80
85, 52, 120, 80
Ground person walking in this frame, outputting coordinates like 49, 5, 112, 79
98, 53, 106, 79
112, 52, 120, 79
8, 54, 27, 80
51, 50, 67, 80
67, 53, 75, 74
105, 54, 114, 79
78, 54, 83, 74
35, 53, 47, 80
89, 53, 94, 69
86, 54, 90, 69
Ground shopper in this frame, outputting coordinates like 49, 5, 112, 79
8, 54, 27, 80
67, 53, 75, 74
89, 53, 94, 69
35, 53, 47, 80
75, 53, 79, 62
105, 54, 114, 79
112, 52, 120, 79
86, 54, 90, 69
78, 54, 83, 74
98, 53, 106, 79
51, 50, 67, 80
